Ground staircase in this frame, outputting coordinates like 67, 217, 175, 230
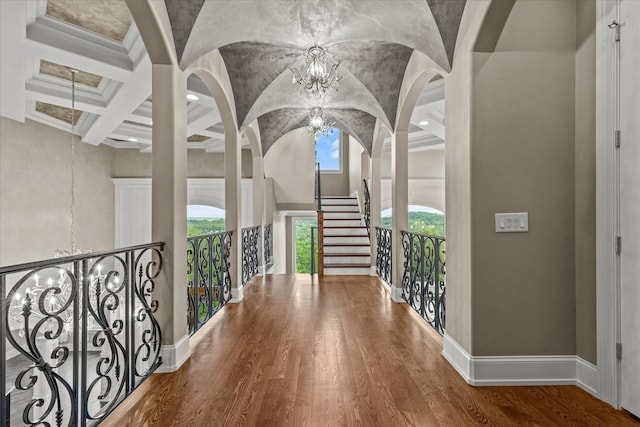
321, 197, 371, 275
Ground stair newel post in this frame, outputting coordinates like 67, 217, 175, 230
317, 211, 324, 276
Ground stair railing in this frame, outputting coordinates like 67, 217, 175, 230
315, 161, 324, 275
310, 226, 318, 275
363, 179, 371, 238
315, 161, 322, 211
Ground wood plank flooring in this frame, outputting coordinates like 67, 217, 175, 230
103, 275, 639, 426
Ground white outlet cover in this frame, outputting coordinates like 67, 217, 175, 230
495, 212, 529, 233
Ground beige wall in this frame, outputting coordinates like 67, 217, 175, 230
348, 135, 363, 195
0, 117, 115, 265
265, 128, 352, 207
114, 147, 253, 178
264, 128, 315, 206
574, 0, 596, 364
446, 0, 596, 360
381, 147, 445, 180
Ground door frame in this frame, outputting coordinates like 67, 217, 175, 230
595, 0, 638, 409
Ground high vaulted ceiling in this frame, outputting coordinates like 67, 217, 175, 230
0, 0, 457, 153
164, 0, 465, 154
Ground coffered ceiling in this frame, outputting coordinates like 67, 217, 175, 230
0, 0, 454, 153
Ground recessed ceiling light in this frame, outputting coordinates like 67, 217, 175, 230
419, 120, 429, 126
128, 137, 138, 142
186, 94, 200, 101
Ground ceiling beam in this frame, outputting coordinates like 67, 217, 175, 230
25, 78, 107, 115
24, 16, 133, 82
0, 0, 27, 122
82, 54, 151, 145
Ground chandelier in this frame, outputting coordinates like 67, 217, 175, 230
290, 46, 341, 97
307, 107, 335, 138
55, 68, 90, 256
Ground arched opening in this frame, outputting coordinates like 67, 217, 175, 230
381, 205, 444, 237
187, 204, 225, 237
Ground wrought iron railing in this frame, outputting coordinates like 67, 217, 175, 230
1, 243, 164, 426
363, 179, 371, 237
310, 226, 319, 275
401, 231, 446, 334
315, 161, 322, 211
187, 232, 232, 336
263, 224, 273, 268
375, 227, 392, 285
242, 226, 261, 285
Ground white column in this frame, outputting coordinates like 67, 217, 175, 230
226, 130, 243, 302
253, 156, 265, 269
361, 151, 371, 199
391, 130, 408, 302
151, 64, 189, 370
370, 155, 382, 272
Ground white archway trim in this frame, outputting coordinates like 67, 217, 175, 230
185, 49, 238, 133
380, 179, 445, 214
395, 50, 446, 133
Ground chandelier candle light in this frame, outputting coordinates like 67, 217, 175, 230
308, 107, 335, 138
291, 46, 341, 97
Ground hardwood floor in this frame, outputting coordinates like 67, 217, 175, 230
103, 275, 639, 426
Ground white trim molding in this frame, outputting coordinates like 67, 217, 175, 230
157, 334, 190, 373
390, 285, 404, 303
442, 334, 598, 396
229, 285, 244, 303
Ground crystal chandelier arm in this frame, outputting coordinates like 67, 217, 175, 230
322, 62, 341, 89
290, 68, 314, 90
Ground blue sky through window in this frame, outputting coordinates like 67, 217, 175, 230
315, 128, 340, 171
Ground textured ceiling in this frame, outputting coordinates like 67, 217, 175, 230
40, 60, 102, 88
258, 108, 375, 156
163, 0, 465, 155
35, 101, 82, 126
46, 0, 133, 43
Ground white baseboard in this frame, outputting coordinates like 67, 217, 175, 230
229, 286, 244, 303
157, 334, 190, 373
390, 285, 404, 303
442, 333, 473, 380
576, 357, 598, 397
442, 334, 598, 395
369, 266, 377, 276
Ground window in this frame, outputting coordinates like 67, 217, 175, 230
381, 205, 445, 237
187, 205, 225, 237
315, 128, 341, 171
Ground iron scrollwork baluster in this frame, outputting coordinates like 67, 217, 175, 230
5, 266, 78, 426
132, 247, 163, 381
1, 242, 164, 426
241, 226, 260, 285
375, 227, 392, 285
187, 231, 233, 336
399, 230, 446, 335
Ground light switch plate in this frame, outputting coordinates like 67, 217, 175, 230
495, 212, 529, 233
